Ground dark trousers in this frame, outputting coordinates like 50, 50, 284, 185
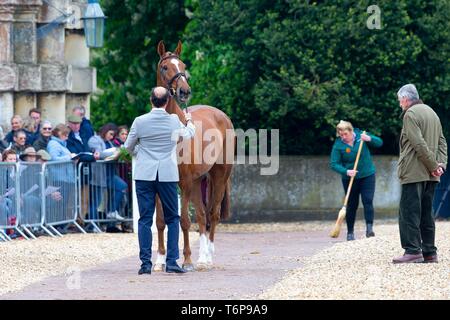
399, 181, 437, 255
342, 174, 376, 233
135, 178, 180, 268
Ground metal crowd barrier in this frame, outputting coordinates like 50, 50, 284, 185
1, 160, 133, 241
43, 161, 85, 236
0, 163, 28, 241
78, 161, 133, 232
17, 162, 47, 239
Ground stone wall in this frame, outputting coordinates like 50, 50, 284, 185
0, 0, 95, 131
230, 155, 401, 222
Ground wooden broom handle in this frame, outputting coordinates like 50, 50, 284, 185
343, 131, 366, 206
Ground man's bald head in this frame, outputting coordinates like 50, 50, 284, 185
150, 86, 170, 108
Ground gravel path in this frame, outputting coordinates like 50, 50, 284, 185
2, 220, 447, 300
0, 231, 198, 296
259, 221, 450, 300
1, 222, 340, 300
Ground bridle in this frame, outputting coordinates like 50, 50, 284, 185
158, 54, 188, 99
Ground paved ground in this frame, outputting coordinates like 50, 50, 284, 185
2, 229, 356, 300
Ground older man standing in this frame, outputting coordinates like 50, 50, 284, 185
394, 84, 447, 264
72, 106, 95, 145
125, 86, 195, 275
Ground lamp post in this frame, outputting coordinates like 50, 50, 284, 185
81, 0, 107, 48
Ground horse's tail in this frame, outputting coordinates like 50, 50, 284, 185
220, 176, 232, 221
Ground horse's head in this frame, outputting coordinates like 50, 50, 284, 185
157, 40, 191, 104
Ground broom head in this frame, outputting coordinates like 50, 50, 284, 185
330, 206, 346, 238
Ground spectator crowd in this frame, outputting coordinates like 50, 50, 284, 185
0, 106, 131, 235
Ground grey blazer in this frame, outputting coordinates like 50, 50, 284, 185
124, 108, 195, 182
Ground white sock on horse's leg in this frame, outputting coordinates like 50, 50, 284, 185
206, 240, 214, 266
154, 252, 166, 271
197, 234, 209, 266
209, 241, 215, 255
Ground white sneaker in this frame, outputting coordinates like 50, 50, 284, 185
106, 210, 125, 221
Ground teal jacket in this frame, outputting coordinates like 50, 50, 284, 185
330, 129, 383, 180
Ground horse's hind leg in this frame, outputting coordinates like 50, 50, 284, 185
200, 177, 211, 231
190, 178, 209, 269
154, 195, 166, 271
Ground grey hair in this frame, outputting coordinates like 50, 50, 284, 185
41, 120, 52, 128
72, 105, 86, 116
397, 84, 419, 101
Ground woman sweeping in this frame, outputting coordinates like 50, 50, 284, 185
330, 120, 383, 241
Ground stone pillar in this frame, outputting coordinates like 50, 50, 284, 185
37, 0, 67, 64
65, 30, 89, 67
38, 93, 66, 125
38, 0, 69, 24
17, 64, 40, 91
0, 93, 14, 131
0, 4, 16, 129
37, 26, 65, 63
0, 65, 16, 128
41, 64, 71, 91
66, 93, 90, 117
0, 6, 14, 63
13, 2, 41, 64
0, 64, 16, 91
14, 92, 36, 118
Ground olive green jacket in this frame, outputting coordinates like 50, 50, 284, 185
398, 102, 447, 184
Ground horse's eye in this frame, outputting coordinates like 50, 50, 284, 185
163, 65, 168, 71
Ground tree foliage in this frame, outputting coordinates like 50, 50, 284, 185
93, 0, 450, 155
183, 0, 450, 155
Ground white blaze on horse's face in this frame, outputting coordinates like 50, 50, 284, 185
170, 58, 188, 84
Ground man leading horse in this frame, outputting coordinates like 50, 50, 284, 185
125, 86, 196, 274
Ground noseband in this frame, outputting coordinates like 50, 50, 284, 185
158, 54, 187, 97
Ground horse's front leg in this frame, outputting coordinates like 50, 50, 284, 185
154, 196, 166, 271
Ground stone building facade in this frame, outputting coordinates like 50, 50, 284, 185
0, 0, 95, 133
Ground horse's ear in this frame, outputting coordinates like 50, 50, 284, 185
157, 41, 166, 57
174, 40, 182, 56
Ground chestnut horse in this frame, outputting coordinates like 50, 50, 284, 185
153, 41, 234, 271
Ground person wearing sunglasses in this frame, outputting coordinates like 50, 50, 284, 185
33, 120, 53, 152
11, 130, 30, 157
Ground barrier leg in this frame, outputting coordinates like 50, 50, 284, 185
22, 226, 37, 239
41, 225, 57, 238
14, 227, 30, 240
86, 221, 103, 233
0, 229, 11, 241
48, 225, 63, 237
73, 221, 87, 234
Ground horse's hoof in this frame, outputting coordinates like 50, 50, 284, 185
153, 264, 165, 272
182, 263, 195, 272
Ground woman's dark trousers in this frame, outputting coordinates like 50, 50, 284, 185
341, 174, 376, 233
